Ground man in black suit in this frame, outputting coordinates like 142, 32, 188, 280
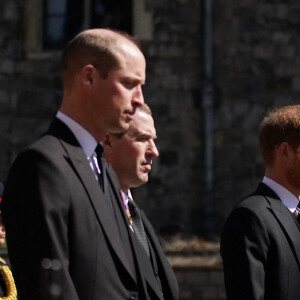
2, 28, 176, 299
103, 103, 178, 300
221, 105, 300, 300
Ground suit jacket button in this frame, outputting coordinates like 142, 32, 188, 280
129, 296, 136, 300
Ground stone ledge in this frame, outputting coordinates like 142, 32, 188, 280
160, 235, 222, 268
167, 254, 222, 269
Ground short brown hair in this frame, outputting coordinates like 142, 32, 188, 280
61, 29, 139, 88
259, 105, 300, 165
111, 103, 153, 139
137, 103, 152, 115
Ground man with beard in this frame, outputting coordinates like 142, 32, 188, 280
221, 105, 300, 300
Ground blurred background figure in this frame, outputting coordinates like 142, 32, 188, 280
0, 182, 17, 299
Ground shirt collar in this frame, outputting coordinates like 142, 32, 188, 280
120, 189, 132, 204
262, 176, 299, 213
56, 111, 97, 158
127, 189, 133, 200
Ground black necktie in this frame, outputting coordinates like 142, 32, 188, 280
95, 144, 106, 192
127, 197, 150, 256
296, 202, 300, 223
95, 144, 115, 212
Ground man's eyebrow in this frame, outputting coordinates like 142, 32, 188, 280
134, 132, 149, 138
122, 76, 145, 84
134, 132, 157, 140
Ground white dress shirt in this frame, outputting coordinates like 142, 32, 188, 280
263, 176, 299, 213
56, 111, 100, 177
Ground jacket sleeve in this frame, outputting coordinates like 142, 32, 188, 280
2, 149, 80, 300
220, 207, 270, 300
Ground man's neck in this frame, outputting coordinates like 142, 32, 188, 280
118, 179, 130, 195
121, 188, 129, 195
265, 169, 300, 199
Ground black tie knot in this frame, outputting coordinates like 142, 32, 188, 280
95, 144, 105, 192
95, 144, 104, 159
296, 201, 300, 217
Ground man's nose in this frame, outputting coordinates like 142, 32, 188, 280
148, 140, 159, 157
132, 86, 144, 106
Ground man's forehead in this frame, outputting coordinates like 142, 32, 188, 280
128, 125, 153, 136
125, 111, 155, 136
128, 122, 156, 138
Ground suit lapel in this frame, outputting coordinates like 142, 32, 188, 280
47, 118, 137, 282
141, 211, 179, 300
105, 172, 165, 299
258, 183, 300, 269
267, 195, 300, 268
105, 165, 138, 275
129, 228, 163, 300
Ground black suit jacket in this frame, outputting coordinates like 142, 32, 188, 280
220, 183, 300, 300
2, 118, 178, 300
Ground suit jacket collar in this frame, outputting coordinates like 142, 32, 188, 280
141, 211, 179, 300
262, 176, 299, 213
252, 182, 279, 200
46, 118, 137, 282
56, 111, 97, 158
120, 190, 177, 299
255, 182, 300, 269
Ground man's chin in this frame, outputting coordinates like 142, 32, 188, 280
107, 124, 129, 136
140, 175, 149, 184
119, 120, 130, 131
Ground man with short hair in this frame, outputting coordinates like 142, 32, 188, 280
221, 105, 300, 300
103, 103, 158, 192
103, 103, 178, 300
2, 29, 170, 300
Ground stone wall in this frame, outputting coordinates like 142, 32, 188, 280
163, 237, 225, 299
213, 0, 300, 229
175, 266, 226, 300
140, 0, 300, 236
0, 0, 61, 180
0, 0, 300, 238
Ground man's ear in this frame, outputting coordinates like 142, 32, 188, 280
81, 64, 95, 87
102, 133, 112, 154
277, 142, 291, 162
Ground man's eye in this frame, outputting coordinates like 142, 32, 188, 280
137, 137, 148, 142
123, 82, 135, 89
